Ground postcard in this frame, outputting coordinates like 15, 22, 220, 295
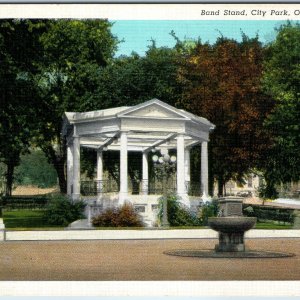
0, 2, 299, 297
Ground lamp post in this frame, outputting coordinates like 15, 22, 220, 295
152, 151, 176, 228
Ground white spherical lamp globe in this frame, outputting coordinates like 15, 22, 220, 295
170, 155, 177, 163
152, 155, 158, 162
163, 154, 170, 162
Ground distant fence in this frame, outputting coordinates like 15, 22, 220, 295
1, 196, 48, 210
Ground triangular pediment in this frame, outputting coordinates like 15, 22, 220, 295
118, 99, 189, 120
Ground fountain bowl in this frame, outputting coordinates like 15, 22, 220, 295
208, 217, 256, 233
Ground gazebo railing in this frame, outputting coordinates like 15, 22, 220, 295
186, 182, 202, 196
148, 179, 177, 195
80, 179, 202, 196
80, 180, 119, 196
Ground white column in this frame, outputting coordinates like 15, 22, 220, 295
142, 152, 149, 195
184, 148, 191, 194
67, 143, 74, 196
177, 135, 186, 197
97, 150, 103, 198
72, 136, 80, 201
201, 141, 209, 199
119, 131, 128, 204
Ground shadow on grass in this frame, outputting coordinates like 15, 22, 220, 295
3, 209, 59, 229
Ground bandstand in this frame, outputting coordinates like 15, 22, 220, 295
62, 99, 215, 225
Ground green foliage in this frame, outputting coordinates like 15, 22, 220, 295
33, 19, 118, 193
14, 149, 57, 188
157, 194, 201, 226
88, 45, 182, 112
44, 194, 86, 226
199, 199, 219, 226
257, 179, 278, 199
92, 203, 143, 227
243, 204, 294, 224
2, 19, 300, 198
261, 22, 300, 187
254, 222, 293, 229
2, 195, 48, 210
3, 209, 48, 228
0, 20, 46, 195
178, 34, 273, 196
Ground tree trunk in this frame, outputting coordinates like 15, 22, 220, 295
264, 178, 278, 200
53, 159, 67, 194
208, 143, 214, 196
41, 141, 67, 194
5, 162, 15, 196
217, 175, 224, 197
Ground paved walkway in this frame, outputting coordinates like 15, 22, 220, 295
3, 229, 300, 241
0, 238, 299, 281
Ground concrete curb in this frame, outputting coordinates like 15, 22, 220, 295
3, 229, 300, 241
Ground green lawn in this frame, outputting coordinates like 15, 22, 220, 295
3, 209, 62, 229
2, 209, 294, 230
254, 222, 293, 229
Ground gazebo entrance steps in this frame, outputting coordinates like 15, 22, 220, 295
82, 194, 205, 227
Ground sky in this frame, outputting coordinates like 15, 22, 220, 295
111, 20, 286, 57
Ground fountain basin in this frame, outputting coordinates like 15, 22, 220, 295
208, 216, 256, 252
208, 217, 256, 233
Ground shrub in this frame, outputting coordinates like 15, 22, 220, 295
44, 194, 86, 226
158, 193, 202, 226
258, 181, 278, 199
199, 199, 219, 225
243, 204, 294, 224
92, 203, 143, 227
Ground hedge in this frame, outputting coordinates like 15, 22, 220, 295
1, 196, 48, 210
243, 204, 295, 224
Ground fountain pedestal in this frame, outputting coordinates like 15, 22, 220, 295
208, 197, 256, 253
218, 231, 245, 252
164, 196, 293, 258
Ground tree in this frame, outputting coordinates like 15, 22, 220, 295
80, 43, 183, 184
15, 149, 57, 188
261, 22, 300, 197
0, 20, 46, 195
33, 19, 118, 193
87, 42, 182, 110
178, 35, 274, 196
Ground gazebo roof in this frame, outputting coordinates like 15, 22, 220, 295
63, 99, 215, 152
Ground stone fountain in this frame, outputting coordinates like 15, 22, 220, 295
208, 197, 256, 252
164, 196, 294, 258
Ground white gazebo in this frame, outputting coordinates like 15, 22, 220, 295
62, 99, 214, 224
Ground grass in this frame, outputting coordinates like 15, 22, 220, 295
254, 222, 293, 229
1, 209, 295, 230
3, 209, 62, 229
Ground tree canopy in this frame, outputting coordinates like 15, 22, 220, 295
261, 22, 300, 197
0, 20, 46, 195
33, 19, 118, 193
177, 35, 274, 195
1, 19, 299, 198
